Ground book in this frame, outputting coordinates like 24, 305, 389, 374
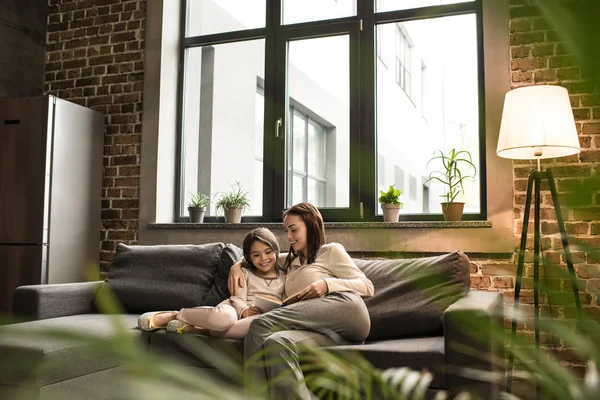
254, 292, 301, 313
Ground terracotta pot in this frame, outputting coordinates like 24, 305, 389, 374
188, 207, 206, 223
223, 204, 244, 223
441, 202, 464, 221
381, 204, 402, 222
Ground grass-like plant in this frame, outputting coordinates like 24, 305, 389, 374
378, 184, 404, 207
187, 192, 211, 209
425, 148, 476, 204
215, 181, 251, 215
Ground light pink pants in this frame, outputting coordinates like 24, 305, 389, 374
175, 300, 257, 339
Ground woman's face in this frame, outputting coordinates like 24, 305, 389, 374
249, 240, 277, 275
283, 214, 307, 255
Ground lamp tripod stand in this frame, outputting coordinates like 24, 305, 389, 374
505, 166, 583, 398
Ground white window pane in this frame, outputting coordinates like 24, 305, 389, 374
307, 178, 326, 207
292, 174, 304, 205
376, 0, 474, 13
255, 90, 264, 159
283, 0, 356, 25
181, 40, 265, 217
292, 112, 306, 172
287, 35, 350, 208
186, 0, 266, 37
307, 120, 325, 179
376, 14, 480, 215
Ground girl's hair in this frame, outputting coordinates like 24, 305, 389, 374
242, 228, 280, 270
282, 202, 325, 267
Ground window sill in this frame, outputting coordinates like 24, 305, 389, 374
148, 220, 492, 229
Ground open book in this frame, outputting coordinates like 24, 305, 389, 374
254, 292, 301, 313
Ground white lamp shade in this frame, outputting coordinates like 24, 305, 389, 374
497, 85, 580, 160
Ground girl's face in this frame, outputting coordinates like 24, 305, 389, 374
283, 214, 307, 255
249, 240, 277, 275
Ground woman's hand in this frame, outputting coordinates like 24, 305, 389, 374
297, 279, 328, 301
228, 261, 245, 295
241, 305, 262, 318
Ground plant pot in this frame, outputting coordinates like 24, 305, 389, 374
441, 202, 464, 221
223, 204, 244, 223
188, 206, 206, 223
381, 204, 402, 222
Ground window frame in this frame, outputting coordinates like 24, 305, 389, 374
175, 0, 487, 223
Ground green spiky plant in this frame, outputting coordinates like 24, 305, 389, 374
215, 181, 251, 216
187, 192, 211, 209
425, 149, 477, 204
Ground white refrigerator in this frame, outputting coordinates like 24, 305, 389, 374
0, 95, 104, 314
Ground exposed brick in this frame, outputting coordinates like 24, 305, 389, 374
511, 31, 545, 45
582, 123, 600, 134
549, 55, 573, 68
511, 57, 547, 71
470, 276, 492, 289
556, 67, 580, 81
511, 46, 530, 58
581, 94, 600, 107
531, 43, 554, 57
510, 6, 543, 19
510, 19, 531, 33
534, 69, 556, 82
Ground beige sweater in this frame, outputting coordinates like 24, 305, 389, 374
279, 243, 374, 298
229, 267, 286, 318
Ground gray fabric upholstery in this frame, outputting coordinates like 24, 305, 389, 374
444, 290, 503, 400
356, 250, 470, 340
106, 243, 243, 313
148, 329, 243, 371
0, 314, 140, 387
328, 337, 447, 389
12, 282, 102, 321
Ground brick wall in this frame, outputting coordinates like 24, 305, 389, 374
44, 0, 145, 272
470, 0, 600, 374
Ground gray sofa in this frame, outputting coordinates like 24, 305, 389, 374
0, 242, 504, 399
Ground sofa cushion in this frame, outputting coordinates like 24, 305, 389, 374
356, 250, 470, 340
328, 337, 447, 389
0, 314, 141, 388
106, 243, 243, 313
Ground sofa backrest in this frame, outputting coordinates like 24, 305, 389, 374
106, 243, 243, 313
356, 250, 470, 341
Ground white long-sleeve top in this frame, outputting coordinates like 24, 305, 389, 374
229, 267, 286, 318
279, 243, 374, 298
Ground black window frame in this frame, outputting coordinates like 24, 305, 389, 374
175, 0, 487, 223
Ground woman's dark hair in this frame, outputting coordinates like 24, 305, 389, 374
242, 228, 280, 270
282, 202, 325, 267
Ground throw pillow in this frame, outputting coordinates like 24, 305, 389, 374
106, 243, 243, 313
356, 250, 470, 341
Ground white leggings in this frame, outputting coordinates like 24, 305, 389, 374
176, 299, 256, 339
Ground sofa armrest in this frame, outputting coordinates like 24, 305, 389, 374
13, 281, 104, 321
443, 290, 504, 399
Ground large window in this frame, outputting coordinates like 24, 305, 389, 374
177, 0, 485, 222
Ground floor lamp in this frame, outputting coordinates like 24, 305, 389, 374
496, 85, 583, 398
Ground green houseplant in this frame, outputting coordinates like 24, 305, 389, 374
187, 192, 211, 223
215, 181, 251, 223
378, 184, 404, 222
425, 148, 476, 221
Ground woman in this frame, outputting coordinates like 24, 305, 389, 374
228, 202, 374, 399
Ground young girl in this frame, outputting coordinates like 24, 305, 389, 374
137, 228, 285, 339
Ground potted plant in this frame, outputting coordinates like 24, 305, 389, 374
187, 192, 211, 223
215, 181, 251, 223
425, 148, 477, 221
378, 184, 404, 222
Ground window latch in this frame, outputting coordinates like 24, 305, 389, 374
275, 118, 282, 138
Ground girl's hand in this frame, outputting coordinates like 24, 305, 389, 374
242, 305, 262, 318
228, 261, 245, 295
297, 279, 328, 301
